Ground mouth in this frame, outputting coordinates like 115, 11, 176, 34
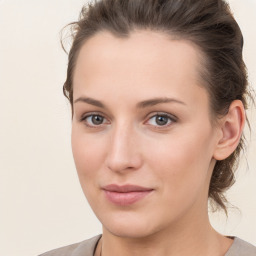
102, 184, 154, 206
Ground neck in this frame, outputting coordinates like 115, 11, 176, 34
99, 213, 233, 256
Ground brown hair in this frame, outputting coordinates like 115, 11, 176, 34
62, 0, 251, 213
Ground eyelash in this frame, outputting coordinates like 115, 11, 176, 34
80, 112, 177, 129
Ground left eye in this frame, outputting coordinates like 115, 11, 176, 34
147, 114, 174, 127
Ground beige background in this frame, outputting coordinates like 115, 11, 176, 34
0, 0, 255, 255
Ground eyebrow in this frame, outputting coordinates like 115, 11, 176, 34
136, 97, 186, 108
74, 97, 106, 108
74, 96, 186, 108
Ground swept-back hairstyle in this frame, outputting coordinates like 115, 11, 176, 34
62, 0, 251, 213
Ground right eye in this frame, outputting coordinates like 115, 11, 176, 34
81, 114, 109, 128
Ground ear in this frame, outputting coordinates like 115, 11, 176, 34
213, 100, 246, 161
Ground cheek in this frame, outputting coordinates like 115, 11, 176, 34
71, 127, 106, 181
145, 127, 214, 198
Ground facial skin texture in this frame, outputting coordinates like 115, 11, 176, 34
71, 30, 244, 256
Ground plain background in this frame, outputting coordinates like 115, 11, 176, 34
0, 0, 255, 255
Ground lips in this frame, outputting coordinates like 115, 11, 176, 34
102, 184, 153, 205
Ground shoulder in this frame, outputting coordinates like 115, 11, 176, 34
226, 237, 256, 256
38, 235, 102, 256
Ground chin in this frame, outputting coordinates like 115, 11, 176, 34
104, 223, 158, 239
99, 211, 164, 239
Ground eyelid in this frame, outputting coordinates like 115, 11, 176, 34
147, 111, 178, 120
80, 111, 106, 121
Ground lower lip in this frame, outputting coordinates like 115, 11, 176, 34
103, 190, 153, 206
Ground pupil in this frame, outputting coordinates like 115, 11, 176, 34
156, 116, 168, 125
92, 115, 103, 125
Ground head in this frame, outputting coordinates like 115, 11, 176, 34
62, 0, 249, 236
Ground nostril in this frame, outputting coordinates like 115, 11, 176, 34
106, 128, 143, 172
106, 152, 143, 173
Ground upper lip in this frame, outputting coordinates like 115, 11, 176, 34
102, 184, 153, 193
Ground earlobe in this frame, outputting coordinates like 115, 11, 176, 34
213, 100, 245, 161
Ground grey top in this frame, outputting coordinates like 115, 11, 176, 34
39, 235, 256, 256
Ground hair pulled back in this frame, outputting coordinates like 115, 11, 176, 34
62, 0, 250, 213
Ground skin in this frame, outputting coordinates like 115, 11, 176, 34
71, 30, 245, 256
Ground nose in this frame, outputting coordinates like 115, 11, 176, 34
105, 123, 143, 173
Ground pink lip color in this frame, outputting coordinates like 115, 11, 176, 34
102, 184, 153, 206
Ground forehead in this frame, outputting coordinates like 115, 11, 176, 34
73, 30, 208, 107
74, 30, 203, 79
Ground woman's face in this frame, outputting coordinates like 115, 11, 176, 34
71, 30, 221, 238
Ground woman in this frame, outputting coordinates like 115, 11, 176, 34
40, 0, 256, 255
